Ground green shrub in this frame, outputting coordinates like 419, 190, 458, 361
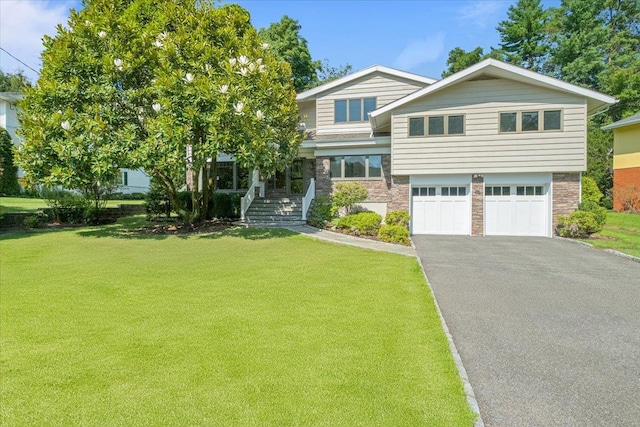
42, 188, 91, 224
145, 181, 172, 218
209, 192, 240, 219
582, 176, 603, 204
556, 210, 605, 238
307, 194, 333, 228
378, 224, 411, 245
577, 200, 607, 227
385, 210, 410, 227
22, 211, 48, 229
335, 211, 382, 236
601, 197, 613, 210
332, 182, 368, 215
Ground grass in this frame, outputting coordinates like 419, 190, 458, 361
581, 211, 640, 258
0, 197, 144, 214
0, 218, 474, 426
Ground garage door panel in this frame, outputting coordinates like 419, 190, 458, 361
486, 184, 548, 237
411, 186, 470, 235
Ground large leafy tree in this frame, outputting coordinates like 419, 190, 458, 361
497, 0, 550, 71
258, 16, 320, 92
0, 70, 30, 92
18, 0, 301, 221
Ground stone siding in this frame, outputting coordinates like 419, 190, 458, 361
552, 172, 581, 232
471, 175, 484, 236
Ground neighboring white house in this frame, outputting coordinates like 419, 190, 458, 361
236, 60, 617, 237
0, 92, 150, 194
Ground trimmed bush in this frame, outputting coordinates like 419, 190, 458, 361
332, 182, 368, 215
556, 211, 604, 238
209, 192, 240, 219
145, 182, 172, 218
307, 194, 333, 228
577, 201, 607, 227
335, 211, 382, 236
385, 210, 410, 227
22, 211, 48, 229
378, 224, 410, 245
42, 189, 91, 224
581, 176, 603, 204
601, 197, 613, 210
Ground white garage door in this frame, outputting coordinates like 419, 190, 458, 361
412, 186, 470, 235
485, 185, 548, 236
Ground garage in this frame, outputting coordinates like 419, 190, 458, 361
485, 184, 549, 236
411, 185, 470, 234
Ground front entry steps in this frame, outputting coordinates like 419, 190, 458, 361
237, 196, 306, 227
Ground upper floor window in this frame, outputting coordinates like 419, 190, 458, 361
500, 109, 562, 133
409, 114, 465, 137
335, 98, 376, 123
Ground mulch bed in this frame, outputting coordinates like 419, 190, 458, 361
135, 219, 235, 235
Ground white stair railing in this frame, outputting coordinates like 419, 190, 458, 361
240, 169, 263, 220
301, 178, 315, 221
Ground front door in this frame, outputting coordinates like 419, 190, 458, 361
267, 159, 304, 196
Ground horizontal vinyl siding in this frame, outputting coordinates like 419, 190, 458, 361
317, 73, 426, 135
299, 101, 316, 130
392, 78, 587, 175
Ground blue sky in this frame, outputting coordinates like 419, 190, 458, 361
0, 0, 561, 83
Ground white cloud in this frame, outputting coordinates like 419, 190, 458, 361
458, 1, 503, 29
393, 33, 445, 72
0, 1, 73, 83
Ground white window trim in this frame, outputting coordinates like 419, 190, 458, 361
334, 97, 377, 123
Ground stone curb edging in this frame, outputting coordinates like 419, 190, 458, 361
412, 246, 485, 427
556, 236, 640, 263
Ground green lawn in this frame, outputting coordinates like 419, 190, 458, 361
582, 211, 640, 258
0, 197, 144, 214
0, 218, 474, 426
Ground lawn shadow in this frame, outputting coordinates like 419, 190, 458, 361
0, 226, 72, 242
75, 216, 297, 241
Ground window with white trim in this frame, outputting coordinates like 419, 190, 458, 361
329, 155, 383, 179
334, 98, 376, 123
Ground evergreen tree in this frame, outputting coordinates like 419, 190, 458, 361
497, 0, 550, 71
442, 47, 502, 78
0, 127, 20, 196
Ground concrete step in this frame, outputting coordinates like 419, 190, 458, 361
234, 220, 307, 228
245, 215, 303, 222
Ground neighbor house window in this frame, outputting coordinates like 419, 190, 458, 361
329, 155, 383, 179
122, 171, 128, 186
500, 110, 563, 133
408, 115, 465, 136
334, 98, 376, 123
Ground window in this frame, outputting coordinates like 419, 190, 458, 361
348, 99, 362, 123
521, 111, 539, 131
408, 114, 465, 136
409, 117, 425, 136
516, 186, 545, 196
448, 115, 464, 134
500, 110, 563, 133
329, 155, 383, 179
544, 110, 561, 130
216, 162, 234, 190
500, 112, 517, 132
485, 186, 511, 196
412, 187, 436, 196
334, 98, 376, 123
334, 100, 347, 122
428, 116, 445, 135
122, 171, 128, 186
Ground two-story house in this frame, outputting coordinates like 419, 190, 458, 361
240, 59, 616, 237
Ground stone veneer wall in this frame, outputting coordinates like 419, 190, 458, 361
471, 175, 484, 236
552, 172, 581, 232
315, 155, 409, 211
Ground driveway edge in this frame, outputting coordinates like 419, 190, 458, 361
556, 236, 640, 263
414, 254, 485, 427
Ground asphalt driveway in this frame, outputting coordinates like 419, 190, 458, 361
413, 236, 640, 426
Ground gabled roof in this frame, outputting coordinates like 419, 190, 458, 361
369, 59, 617, 130
296, 65, 437, 101
602, 112, 640, 130
0, 92, 24, 103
